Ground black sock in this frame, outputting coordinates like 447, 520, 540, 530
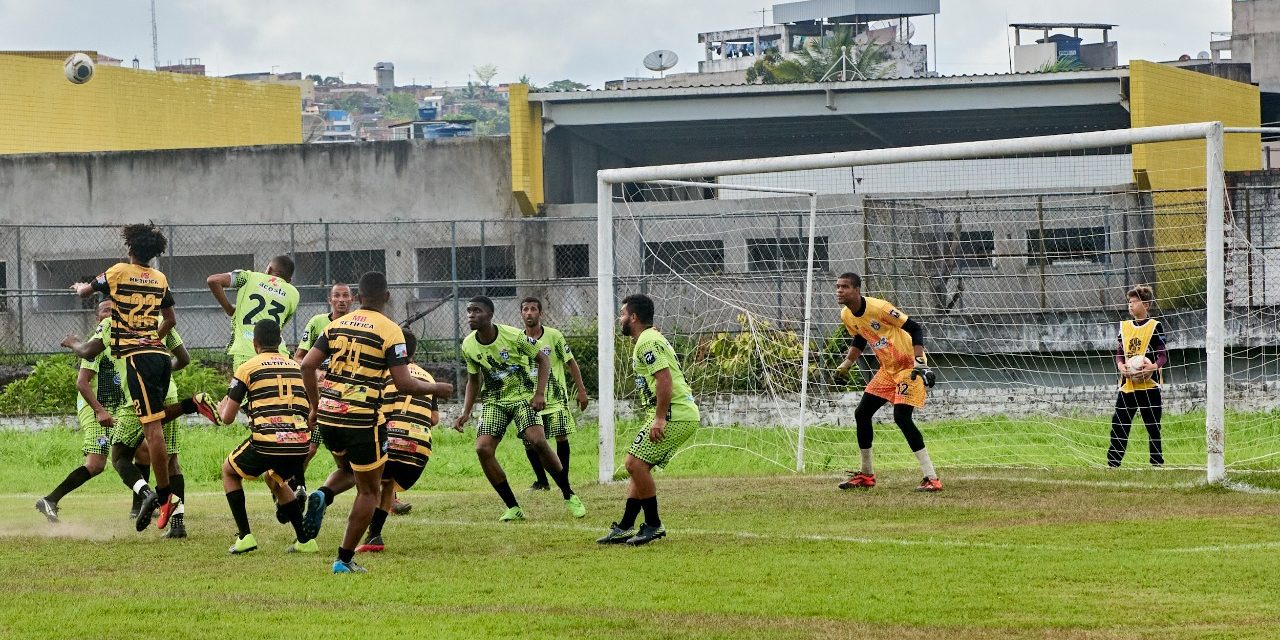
287, 474, 305, 492
281, 498, 307, 542
131, 490, 143, 512
493, 481, 519, 509
619, 498, 642, 530
180, 398, 198, 414
157, 486, 171, 503
136, 463, 150, 483
225, 489, 251, 537
550, 467, 574, 501
114, 455, 146, 493
46, 466, 94, 503
641, 496, 661, 528
556, 439, 571, 474
319, 486, 336, 506
338, 547, 355, 563
525, 446, 548, 485
369, 508, 389, 538
170, 474, 185, 503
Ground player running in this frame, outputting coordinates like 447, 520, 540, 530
218, 320, 317, 555
300, 271, 448, 574
453, 296, 586, 521
597, 293, 699, 546
833, 272, 941, 492
518, 297, 589, 491
1108, 285, 1167, 467
207, 256, 300, 371
289, 283, 352, 498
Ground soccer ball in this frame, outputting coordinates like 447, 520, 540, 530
63, 53, 95, 85
1126, 355, 1152, 381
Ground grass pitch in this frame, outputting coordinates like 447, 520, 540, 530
1, 423, 1279, 639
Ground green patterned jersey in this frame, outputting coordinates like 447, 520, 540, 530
226, 270, 299, 359
77, 328, 125, 411
96, 316, 184, 404
462, 324, 540, 404
631, 327, 700, 423
525, 325, 573, 412
297, 312, 335, 353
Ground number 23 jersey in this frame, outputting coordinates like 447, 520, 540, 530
227, 270, 299, 360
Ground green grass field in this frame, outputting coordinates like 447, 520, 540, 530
2, 421, 1279, 639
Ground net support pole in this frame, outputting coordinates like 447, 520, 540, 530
597, 177, 616, 484
796, 193, 819, 472
1205, 122, 1226, 484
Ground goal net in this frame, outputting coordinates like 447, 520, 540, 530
596, 123, 1280, 484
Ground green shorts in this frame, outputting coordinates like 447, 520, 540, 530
77, 403, 117, 457
114, 381, 181, 454
477, 400, 541, 441
540, 408, 576, 439
627, 420, 698, 468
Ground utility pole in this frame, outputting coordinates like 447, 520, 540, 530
150, 0, 159, 69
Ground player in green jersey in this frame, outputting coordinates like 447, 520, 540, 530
518, 297, 589, 491
597, 293, 700, 546
453, 295, 586, 521
206, 255, 300, 371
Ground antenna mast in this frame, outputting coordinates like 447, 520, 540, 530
151, 0, 159, 68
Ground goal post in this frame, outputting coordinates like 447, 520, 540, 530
597, 122, 1230, 485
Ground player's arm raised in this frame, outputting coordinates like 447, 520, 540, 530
206, 272, 236, 317
62, 333, 106, 361
452, 372, 480, 432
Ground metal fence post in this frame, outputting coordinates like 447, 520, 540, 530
451, 222, 462, 390
479, 220, 486, 298
324, 223, 332, 286
15, 226, 23, 351
289, 223, 299, 344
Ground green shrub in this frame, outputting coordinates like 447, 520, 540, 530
0, 354, 79, 416
173, 360, 228, 400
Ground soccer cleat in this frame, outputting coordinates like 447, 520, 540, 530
302, 490, 328, 540
838, 472, 877, 490
128, 507, 140, 520
34, 498, 59, 523
915, 477, 943, 493
626, 523, 667, 546
528, 481, 550, 492
228, 533, 258, 555
163, 514, 187, 539
192, 392, 221, 425
332, 560, 367, 574
356, 534, 385, 553
156, 497, 180, 530
135, 491, 159, 532
391, 497, 412, 515
294, 485, 308, 505
498, 506, 525, 522
285, 538, 319, 554
565, 494, 587, 519
595, 523, 635, 545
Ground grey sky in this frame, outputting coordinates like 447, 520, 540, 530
0, 1, 1232, 88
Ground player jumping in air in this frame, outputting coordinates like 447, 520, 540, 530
518, 297, 589, 491
1108, 285, 1167, 467
453, 296, 586, 521
597, 293, 699, 546
207, 255, 300, 371
833, 272, 942, 492
300, 271, 448, 574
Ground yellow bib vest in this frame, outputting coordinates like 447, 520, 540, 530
1119, 319, 1162, 392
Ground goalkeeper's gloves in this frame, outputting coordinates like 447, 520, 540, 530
910, 355, 936, 388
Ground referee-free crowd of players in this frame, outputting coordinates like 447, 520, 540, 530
31, 223, 1169, 573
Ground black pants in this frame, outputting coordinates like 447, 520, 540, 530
1108, 388, 1163, 467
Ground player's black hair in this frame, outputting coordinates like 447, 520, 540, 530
120, 223, 168, 264
621, 293, 655, 325
253, 318, 282, 349
837, 272, 862, 288
403, 328, 418, 360
270, 255, 296, 281
469, 295, 495, 313
520, 296, 542, 311
358, 271, 388, 299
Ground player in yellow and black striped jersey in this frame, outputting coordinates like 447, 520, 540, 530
299, 271, 451, 573
217, 319, 316, 555
73, 222, 181, 528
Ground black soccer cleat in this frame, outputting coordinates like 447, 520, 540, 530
163, 513, 187, 539
528, 481, 550, 492
596, 522, 636, 545
35, 498, 59, 523
135, 491, 160, 532
626, 523, 667, 546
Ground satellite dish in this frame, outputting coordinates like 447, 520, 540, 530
643, 49, 679, 75
1197, 51, 1211, 60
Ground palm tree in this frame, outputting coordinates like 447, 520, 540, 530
746, 26, 892, 84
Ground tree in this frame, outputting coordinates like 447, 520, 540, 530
517, 74, 531, 85
542, 79, 589, 92
745, 27, 891, 84
1036, 57, 1085, 73
386, 92, 419, 120
321, 76, 343, 86
473, 63, 498, 87
304, 74, 322, 84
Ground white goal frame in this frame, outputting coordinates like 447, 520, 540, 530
596, 122, 1227, 484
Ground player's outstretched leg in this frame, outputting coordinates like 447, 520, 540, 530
524, 424, 585, 518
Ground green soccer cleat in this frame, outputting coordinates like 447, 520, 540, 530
626, 523, 667, 546
596, 523, 635, 545
498, 506, 525, 522
285, 538, 319, 554
565, 494, 587, 519
228, 533, 258, 555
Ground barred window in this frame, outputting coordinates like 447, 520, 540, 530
643, 240, 725, 275
417, 245, 516, 299
747, 237, 829, 272
1027, 227, 1107, 265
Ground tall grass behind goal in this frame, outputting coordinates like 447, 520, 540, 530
595, 123, 1280, 484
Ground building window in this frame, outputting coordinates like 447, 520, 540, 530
746, 237, 829, 272
1027, 227, 1108, 265
946, 231, 995, 269
162, 254, 254, 306
643, 240, 725, 275
34, 258, 117, 311
293, 250, 387, 303
554, 244, 590, 278
416, 245, 516, 299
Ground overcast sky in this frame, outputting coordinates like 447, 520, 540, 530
0, 0, 1232, 87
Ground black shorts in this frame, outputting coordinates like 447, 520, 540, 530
227, 440, 306, 483
126, 353, 171, 423
384, 460, 425, 492
319, 424, 388, 472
